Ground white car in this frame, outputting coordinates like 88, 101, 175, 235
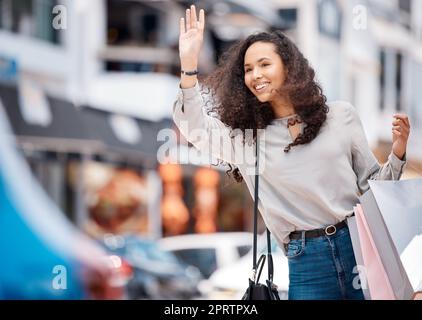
199, 235, 290, 300
158, 232, 253, 279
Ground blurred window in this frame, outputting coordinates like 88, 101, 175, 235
395, 53, 402, 111
0, 0, 59, 44
171, 248, 217, 278
277, 8, 297, 30
0, 0, 14, 30
318, 0, 342, 40
105, 61, 159, 73
107, 0, 162, 47
105, 0, 178, 74
398, 0, 411, 30
399, 0, 411, 13
379, 48, 403, 112
379, 50, 386, 111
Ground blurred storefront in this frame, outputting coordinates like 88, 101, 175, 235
158, 162, 256, 237
158, 126, 259, 237
0, 79, 167, 240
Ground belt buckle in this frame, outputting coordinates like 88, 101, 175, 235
325, 225, 337, 236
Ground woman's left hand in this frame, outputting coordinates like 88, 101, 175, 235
392, 113, 410, 160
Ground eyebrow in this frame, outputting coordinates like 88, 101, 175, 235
244, 57, 271, 67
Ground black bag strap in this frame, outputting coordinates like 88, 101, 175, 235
251, 136, 274, 283
254, 254, 266, 285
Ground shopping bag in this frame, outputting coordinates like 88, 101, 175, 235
368, 179, 422, 298
358, 179, 422, 300
347, 214, 371, 300
354, 204, 396, 299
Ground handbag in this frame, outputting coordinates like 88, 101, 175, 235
242, 137, 280, 300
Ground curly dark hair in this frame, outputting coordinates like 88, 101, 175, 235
202, 30, 329, 182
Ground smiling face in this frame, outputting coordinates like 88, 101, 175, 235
244, 41, 286, 103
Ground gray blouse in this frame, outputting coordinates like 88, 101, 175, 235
173, 81, 406, 248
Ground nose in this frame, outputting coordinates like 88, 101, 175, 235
253, 68, 262, 80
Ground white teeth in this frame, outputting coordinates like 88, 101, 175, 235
255, 83, 269, 90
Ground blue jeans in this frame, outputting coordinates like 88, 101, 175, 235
286, 225, 365, 300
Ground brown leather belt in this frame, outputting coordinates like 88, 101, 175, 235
289, 220, 348, 240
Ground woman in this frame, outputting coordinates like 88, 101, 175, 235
173, 5, 410, 300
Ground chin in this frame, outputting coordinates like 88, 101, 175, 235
256, 95, 270, 103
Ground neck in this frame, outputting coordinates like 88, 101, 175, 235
270, 96, 295, 118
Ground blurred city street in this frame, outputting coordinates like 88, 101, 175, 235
0, 0, 421, 300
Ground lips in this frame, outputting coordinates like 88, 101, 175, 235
254, 82, 270, 93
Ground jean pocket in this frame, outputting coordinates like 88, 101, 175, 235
286, 240, 305, 259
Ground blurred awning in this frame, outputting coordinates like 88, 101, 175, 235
0, 82, 164, 168
79, 106, 162, 168
0, 82, 102, 154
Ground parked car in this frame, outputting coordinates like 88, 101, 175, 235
158, 232, 253, 279
98, 233, 203, 299
199, 234, 289, 300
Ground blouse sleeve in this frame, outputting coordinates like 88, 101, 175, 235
173, 81, 246, 165
345, 102, 406, 194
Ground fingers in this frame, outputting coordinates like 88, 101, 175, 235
393, 113, 410, 128
191, 5, 197, 29
392, 114, 410, 136
179, 17, 185, 34
199, 9, 205, 31
184, 5, 204, 31
392, 117, 410, 138
392, 121, 409, 130
186, 8, 191, 30
392, 125, 409, 136
392, 129, 401, 136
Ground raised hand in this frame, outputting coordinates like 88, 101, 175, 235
392, 113, 410, 160
179, 5, 205, 68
